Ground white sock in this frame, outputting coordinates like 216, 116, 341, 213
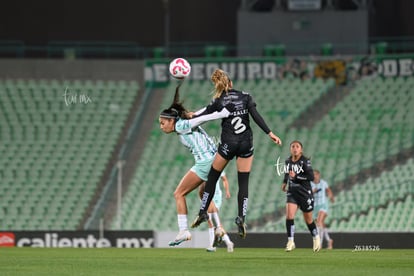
222, 234, 232, 246
288, 224, 295, 242
207, 213, 215, 229
318, 226, 323, 241
211, 212, 221, 227
177, 214, 188, 232
324, 228, 331, 241
208, 227, 215, 247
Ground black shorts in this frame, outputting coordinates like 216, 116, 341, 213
286, 183, 314, 213
217, 139, 254, 160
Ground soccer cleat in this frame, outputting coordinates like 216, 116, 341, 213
235, 216, 247, 239
313, 235, 321, 252
206, 247, 216, 252
168, 230, 191, 246
285, 240, 296, 252
227, 241, 234, 253
190, 212, 209, 228
327, 239, 334, 250
213, 227, 225, 247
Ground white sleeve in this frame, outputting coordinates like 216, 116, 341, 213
188, 108, 230, 128
194, 107, 207, 116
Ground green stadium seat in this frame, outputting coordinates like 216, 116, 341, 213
263, 44, 285, 58
0, 78, 139, 230
204, 45, 228, 57
374, 42, 388, 55
321, 43, 333, 56
204, 46, 216, 57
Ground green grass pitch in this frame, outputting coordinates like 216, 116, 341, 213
1, 248, 413, 276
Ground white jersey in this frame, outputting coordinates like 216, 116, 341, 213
175, 119, 217, 163
311, 179, 329, 206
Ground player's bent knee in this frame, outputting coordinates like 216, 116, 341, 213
173, 190, 186, 200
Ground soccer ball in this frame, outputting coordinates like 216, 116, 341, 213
169, 58, 191, 80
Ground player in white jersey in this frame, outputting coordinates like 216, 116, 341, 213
311, 169, 335, 249
200, 171, 234, 252
159, 84, 234, 247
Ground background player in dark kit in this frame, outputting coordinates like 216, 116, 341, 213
282, 140, 321, 252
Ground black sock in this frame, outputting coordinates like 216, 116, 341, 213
237, 171, 250, 219
199, 167, 222, 214
286, 219, 295, 238
307, 221, 318, 237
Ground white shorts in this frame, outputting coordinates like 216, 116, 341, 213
313, 203, 329, 219
212, 195, 222, 210
190, 158, 214, 182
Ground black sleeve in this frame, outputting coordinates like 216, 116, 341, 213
283, 159, 289, 184
249, 105, 271, 134
296, 158, 314, 182
283, 172, 289, 184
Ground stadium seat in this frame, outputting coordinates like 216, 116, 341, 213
204, 45, 228, 58
321, 43, 333, 56
263, 44, 286, 57
152, 47, 165, 59
0, 79, 139, 230
374, 42, 388, 55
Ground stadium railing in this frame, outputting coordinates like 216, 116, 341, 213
2, 37, 414, 58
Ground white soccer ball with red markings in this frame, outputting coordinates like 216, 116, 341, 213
169, 58, 191, 80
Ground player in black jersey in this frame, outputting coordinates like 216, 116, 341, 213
191, 69, 282, 238
281, 140, 321, 252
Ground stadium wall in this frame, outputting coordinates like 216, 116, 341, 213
237, 10, 368, 56
0, 0, 238, 48
1, 231, 413, 249
145, 55, 414, 86
0, 59, 143, 82
2, 1, 414, 50
155, 232, 414, 250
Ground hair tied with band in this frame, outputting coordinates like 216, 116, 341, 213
170, 108, 179, 117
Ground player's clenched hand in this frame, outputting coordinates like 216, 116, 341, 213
268, 132, 282, 145
186, 111, 195, 118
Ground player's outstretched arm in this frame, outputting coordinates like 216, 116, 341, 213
249, 105, 282, 146
187, 107, 230, 128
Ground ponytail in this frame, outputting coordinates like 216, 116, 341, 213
159, 83, 190, 120
211, 69, 231, 99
